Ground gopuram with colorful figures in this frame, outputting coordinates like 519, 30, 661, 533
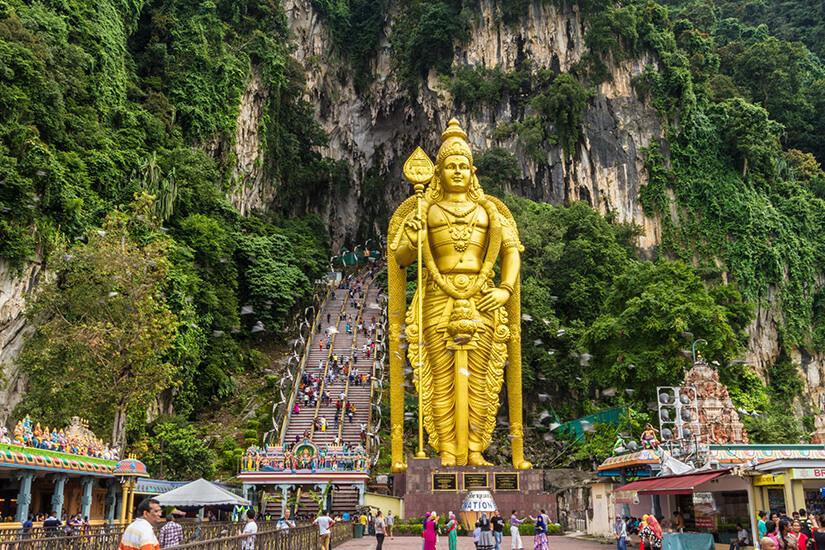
0, 415, 217, 527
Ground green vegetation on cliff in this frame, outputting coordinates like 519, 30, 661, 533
0, 0, 333, 459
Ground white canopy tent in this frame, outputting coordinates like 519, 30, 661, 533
152, 478, 250, 508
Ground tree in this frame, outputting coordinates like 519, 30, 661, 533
530, 75, 594, 160
711, 98, 783, 178
584, 261, 748, 406
139, 416, 216, 479
236, 234, 311, 333
20, 194, 178, 449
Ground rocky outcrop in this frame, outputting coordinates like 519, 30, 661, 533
283, 0, 665, 250
227, 70, 272, 216
0, 260, 42, 427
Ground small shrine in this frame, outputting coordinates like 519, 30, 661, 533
682, 356, 748, 444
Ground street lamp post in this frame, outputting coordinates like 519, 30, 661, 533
692, 339, 707, 364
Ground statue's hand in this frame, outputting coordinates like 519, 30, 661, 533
476, 287, 510, 312
403, 216, 425, 247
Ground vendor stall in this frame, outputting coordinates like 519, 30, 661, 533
613, 469, 754, 549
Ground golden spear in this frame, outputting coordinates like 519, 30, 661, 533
403, 147, 433, 459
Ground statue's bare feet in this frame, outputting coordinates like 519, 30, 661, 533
441, 452, 457, 466
469, 452, 492, 466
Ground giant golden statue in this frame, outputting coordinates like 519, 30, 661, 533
388, 119, 530, 470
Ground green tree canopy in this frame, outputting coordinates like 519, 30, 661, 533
20, 195, 179, 448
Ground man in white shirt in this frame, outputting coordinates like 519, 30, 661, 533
730, 523, 750, 550
238, 509, 257, 550
276, 509, 295, 533
275, 508, 295, 549
314, 509, 335, 550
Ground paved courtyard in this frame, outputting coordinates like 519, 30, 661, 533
335, 534, 615, 549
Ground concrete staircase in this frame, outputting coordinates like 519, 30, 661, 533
280, 265, 382, 516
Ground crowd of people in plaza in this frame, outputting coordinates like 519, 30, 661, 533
14, 510, 95, 539
753, 509, 825, 550
612, 508, 825, 550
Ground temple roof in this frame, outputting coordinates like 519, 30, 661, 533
0, 443, 116, 477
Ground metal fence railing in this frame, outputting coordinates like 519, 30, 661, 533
0, 520, 281, 550
167, 522, 351, 550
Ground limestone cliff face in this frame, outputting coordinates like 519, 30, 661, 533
747, 287, 825, 418
227, 70, 273, 216
283, 0, 664, 250
0, 260, 41, 426
278, 0, 821, 418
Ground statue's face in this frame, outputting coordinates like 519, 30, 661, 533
440, 154, 472, 193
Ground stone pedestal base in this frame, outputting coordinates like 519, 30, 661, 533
391, 458, 556, 521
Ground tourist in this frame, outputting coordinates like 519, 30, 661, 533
314, 510, 335, 550
759, 512, 768, 539
277, 509, 295, 533
799, 509, 814, 536
811, 515, 825, 548
375, 511, 386, 550
423, 512, 439, 550
491, 510, 505, 550
673, 510, 686, 533
474, 523, 482, 549
237, 509, 257, 550
477, 512, 494, 550
118, 498, 161, 550
158, 514, 183, 548
760, 537, 777, 550
729, 523, 750, 550
21, 514, 33, 539
790, 521, 805, 550
43, 511, 61, 536
640, 515, 663, 550
440, 512, 458, 550
510, 510, 526, 550
533, 513, 549, 550
764, 521, 779, 547
69, 513, 82, 533
779, 520, 795, 548
615, 515, 628, 550
771, 513, 781, 525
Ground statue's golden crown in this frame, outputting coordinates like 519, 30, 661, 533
437, 118, 473, 166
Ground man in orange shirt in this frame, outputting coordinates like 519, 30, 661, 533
119, 498, 162, 550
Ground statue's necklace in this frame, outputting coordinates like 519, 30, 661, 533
437, 201, 478, 218
437, 203, 479, 252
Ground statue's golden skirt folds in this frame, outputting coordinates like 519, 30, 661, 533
406, 272, 509, 464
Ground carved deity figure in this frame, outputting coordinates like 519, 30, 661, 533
388, 119, 529, 469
